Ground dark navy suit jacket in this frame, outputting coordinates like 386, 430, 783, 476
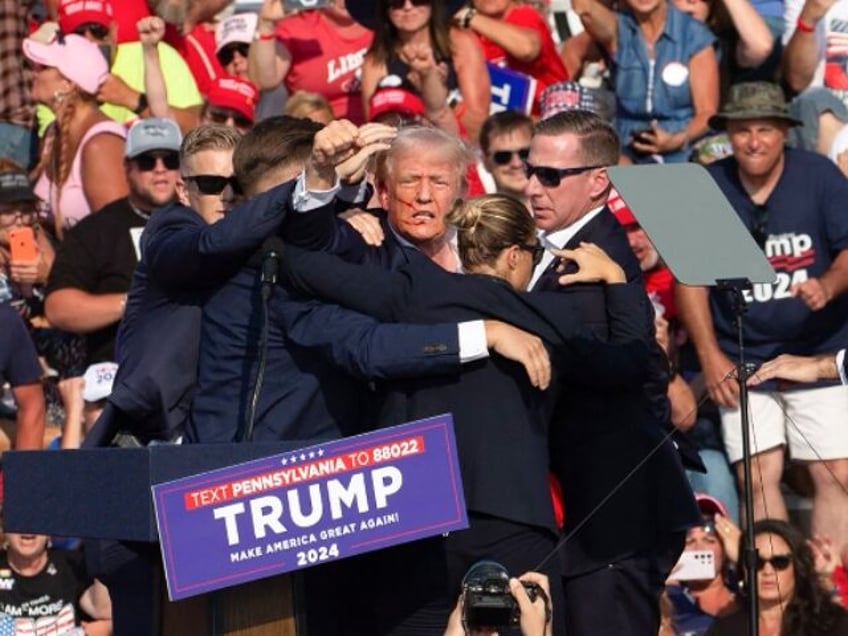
91, 183, 300, 445
282, 243, 654, 534
535, 208, 700, 575
285, 208, 662, 534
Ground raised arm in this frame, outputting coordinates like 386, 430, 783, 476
783, 0, 835, 92
721, 0, 776, 67
139, 17, 172, 119
248, 0, 292, 90
143, 180, 298, 289
455, 6, 542, 62
572, 0, 619, 54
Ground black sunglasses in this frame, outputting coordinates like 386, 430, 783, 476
751, 203, 768, 249
73, 22, 110, 40
207, 107, 253, 130
521, 243, 545, 267
388, 0, 429, 8
523, 162, 602, 188
756, 554, 792, 571
133, 151, 180, 172
184, 174, 243, 196
217, 43, 249, 67
491, 148, 530, 166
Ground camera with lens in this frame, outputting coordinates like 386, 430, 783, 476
461, 561, 547, 630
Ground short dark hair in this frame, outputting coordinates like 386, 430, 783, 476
479, 111, 534, 156
534, 110, 620, 166
233, 116, 324, 195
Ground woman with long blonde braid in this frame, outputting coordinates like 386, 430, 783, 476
24, 31, 128, 239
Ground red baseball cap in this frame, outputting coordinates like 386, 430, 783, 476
57, 0, 114, 33
608, 188, 638, 226
696, 493, 729, 519
369, 86, 426, 122
207, 77, 258, 123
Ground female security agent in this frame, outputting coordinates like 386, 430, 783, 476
708, 519, 848, 635
281, 194, 652, 635
24, 31, 128, 239
572, 0, 719, 163
352, 0, 491, 142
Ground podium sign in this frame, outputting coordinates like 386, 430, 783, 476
153, 414, 468, 600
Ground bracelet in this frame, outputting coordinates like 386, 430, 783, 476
133, 93, 148, 115
796, 15, 817, 33
460, 7, 477, 28
255, 30, 275, 42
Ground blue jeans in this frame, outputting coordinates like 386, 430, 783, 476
0, 121, 36, 169
687, 449, 740, 525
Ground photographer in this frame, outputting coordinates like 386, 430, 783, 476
444, 572, 553, 636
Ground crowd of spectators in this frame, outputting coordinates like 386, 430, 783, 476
1, 0, 848, 634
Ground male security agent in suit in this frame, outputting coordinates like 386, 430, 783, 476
524, 110, 700, 635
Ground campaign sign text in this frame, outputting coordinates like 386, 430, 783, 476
153, 414, 467, 600
488, 62, 537, 115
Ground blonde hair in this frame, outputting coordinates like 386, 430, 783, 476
447, 194, 536, 270
284, 90, 334, 122
375, 126, 470, 195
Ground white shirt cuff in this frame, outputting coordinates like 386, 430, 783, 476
837, 349, 847, 385
292, 170, 341, 212
458, 320, 489, 363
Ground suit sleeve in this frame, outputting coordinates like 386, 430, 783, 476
143, 182, 297, 289
279, 300, 461, 380
282, 245, 408, 320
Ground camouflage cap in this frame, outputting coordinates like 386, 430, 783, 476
708, 82, 802, 130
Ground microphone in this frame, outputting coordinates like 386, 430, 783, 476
260, 237, 285, 287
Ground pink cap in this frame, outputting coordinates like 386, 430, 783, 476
696, 493, 729, 518
23, 33, 109, 95
207, 76, 258, 123
57, 0, 114, 33
369, 87, 426, 121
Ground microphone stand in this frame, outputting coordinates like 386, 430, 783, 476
717, 278, 758, 636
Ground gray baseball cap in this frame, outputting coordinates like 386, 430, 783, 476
125, 117, 182, 159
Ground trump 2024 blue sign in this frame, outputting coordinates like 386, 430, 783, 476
152, 414, 468, 600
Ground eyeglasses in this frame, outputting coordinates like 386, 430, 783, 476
757, 554, 792, 571
133, 151, 180, 172
523, 162, 602, 188
0, 208, 37, 226
388, 0, 429, 9
751, 203, 768, 249
73, 22, 110, 40
217, 43, 249, 67
206, 107, 253, 130
490, 148, 530, 166
520, 242, 545, 267
183, 174, 243, 196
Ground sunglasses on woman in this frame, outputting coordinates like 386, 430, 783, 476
183, 175, 243, 196
133, 151, 180, 172
756, 554, 792, 571
387, 0, 430, 9
490, 148, 530, 166
520, 243, 545, 267
206, 107, 253, 130
73, 22, 110, 40
523, 162, 602, 188
217, 43, 249, 67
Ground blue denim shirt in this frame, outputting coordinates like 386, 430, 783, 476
613, 5, 715, 162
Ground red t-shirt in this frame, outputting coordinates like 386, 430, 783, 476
109, 0, 153, 43
475, 5, 568, 113
275, 11, 372, 123
167, 23, 223, 96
